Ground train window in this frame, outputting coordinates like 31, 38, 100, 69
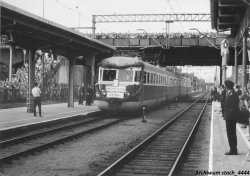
151, 74, 154, 84
103, 70, 117, 81
147, 72, 150, 84
118, 69, 133, 82
99, 69, 103, 81
153, 74, 156, 84
143, 72, 147, 84
134, 71, 141, 82
152, 73, 155, 84
149, 73, 151, 84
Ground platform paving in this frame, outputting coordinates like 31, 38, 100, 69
0, 102, 100, 131
210, 102, 250, 174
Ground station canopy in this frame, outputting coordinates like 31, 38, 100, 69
1, 2, 115, 58
211, 0, 248, 37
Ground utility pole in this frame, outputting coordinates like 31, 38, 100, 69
165, 20, 173, 49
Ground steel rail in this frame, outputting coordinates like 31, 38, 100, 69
98, 92, 209, 176
167, 97, 209, 176
0, 116, 107, 147
0, 116, 127, 163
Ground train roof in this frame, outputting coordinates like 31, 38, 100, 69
98, 56, 190, 79
98, 56, 143, 69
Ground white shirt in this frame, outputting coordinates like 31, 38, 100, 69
32, 86, 41, 97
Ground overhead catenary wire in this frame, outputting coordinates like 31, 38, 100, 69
240, 0, 250, 6
52, 0, 90, 22
52, 0, 114, 33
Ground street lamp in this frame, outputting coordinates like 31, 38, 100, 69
165, 20, 174, 49
190, 28, 219, 49
137, 29, 164, 49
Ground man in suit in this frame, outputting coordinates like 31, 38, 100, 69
220, 85, 226, 117
224, 80, 240, 155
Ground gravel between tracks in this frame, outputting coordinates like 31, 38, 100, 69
1, 104, 187, 176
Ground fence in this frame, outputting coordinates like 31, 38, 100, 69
0, 85, 80, 104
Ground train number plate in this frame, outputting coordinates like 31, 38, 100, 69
107, 92, 124, 98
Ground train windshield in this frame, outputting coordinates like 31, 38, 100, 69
102, 70, 117, 81
118, 69, 133, 82
99, 68, 140, 83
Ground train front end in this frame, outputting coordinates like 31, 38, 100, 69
94, 57, 143, 112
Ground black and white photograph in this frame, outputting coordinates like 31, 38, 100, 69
0, 0, 250, 175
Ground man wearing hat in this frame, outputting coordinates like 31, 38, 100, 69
224, 80, 240, 155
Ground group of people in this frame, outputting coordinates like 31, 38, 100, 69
84, 31, 218, 40
77, 83, 94, 106
31, 82, 95, 117
212, 80, 249, 155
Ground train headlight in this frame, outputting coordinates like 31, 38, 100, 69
124, 91, 130, 97
96, 91, 100, 97
101, 89, 107, 96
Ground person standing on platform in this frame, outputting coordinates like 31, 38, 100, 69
220, 85, 226, 117
224, 80, 240, 155
78, 83, 85, 105
239, 87, 250, 128
85, 85, 93, 106
235, 85, 242, 97
32, 82, 42, 117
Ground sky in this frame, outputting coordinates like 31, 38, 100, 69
2, 0, 215, 34
180, 66, 233, 84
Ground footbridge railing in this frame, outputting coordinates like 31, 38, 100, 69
97, 37, 234, 48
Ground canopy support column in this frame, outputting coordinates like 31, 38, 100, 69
68, 56, 74, 108
27, 48, 36, 113
86, 53, 96, 88
242, 31, 248, 91
234, 48, 238, 84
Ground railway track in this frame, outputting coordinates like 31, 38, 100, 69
0, 114, 128, 164
98, 93, 209, 176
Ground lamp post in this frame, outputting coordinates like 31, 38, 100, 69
165, 20, 174, 49
137, 29, 163, 48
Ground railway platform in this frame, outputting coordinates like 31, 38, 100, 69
1, 100, 250, 174
0, 102, 100, 131
210, 101, 250, 174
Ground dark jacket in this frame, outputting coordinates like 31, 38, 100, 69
224, 90, 240, 121
236, 89, 242, 96
221, 89, 227, 103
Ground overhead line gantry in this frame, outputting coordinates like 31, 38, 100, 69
91, 13, 211, 37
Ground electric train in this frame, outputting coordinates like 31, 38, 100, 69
94, 56, 192, 112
